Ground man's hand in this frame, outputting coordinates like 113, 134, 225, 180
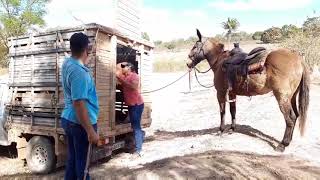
88, 129, 99, 144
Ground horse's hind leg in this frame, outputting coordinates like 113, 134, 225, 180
274, 91, 298, 152
229, 93, 237, 131
291, 89, 299, 118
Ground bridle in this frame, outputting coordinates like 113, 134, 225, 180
188, 38, 215, 88
190, 39, 208, 68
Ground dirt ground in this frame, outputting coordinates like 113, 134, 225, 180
1, 71, 320, 179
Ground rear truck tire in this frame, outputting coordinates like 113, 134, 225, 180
26, 136, 56, 174
124, 132, 135, 153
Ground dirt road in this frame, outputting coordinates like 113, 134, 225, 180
1, 73, 320, 179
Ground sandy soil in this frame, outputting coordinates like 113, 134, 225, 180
0, 72, 320, 179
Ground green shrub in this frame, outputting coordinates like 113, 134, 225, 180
230, 31, 252, 41
261, 27, 283, 43
302, 16, 320, 37
281, 24, 301, 38
164, 43, 176, 50
154, 40, 163, 45
252, 31, 263, 40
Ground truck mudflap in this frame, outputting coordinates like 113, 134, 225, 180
90, 140, 125, 162
0, 77, 10, 146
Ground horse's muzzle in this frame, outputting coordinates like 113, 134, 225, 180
186, 59, 194, 68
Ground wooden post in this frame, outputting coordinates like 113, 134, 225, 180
54, 32, 60, 131
110, 35, 117, 131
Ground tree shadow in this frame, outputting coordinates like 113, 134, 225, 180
3, 150, 320, 180
90, 150, 320, 180
0, 143, 17, 158
149, 124, 280, 150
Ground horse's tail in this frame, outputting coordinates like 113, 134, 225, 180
298, 63, 310, 136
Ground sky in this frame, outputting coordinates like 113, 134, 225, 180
44, 0, 320, 41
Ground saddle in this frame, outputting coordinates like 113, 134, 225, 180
223, 43, 269, 91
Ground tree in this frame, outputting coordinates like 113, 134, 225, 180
252, 31, 263, 40
221, 17, 240, 44
164, 43, 175, 50
261, 27, 283, 43
141, 32, 150, 41
281, 24, 301, 38
185, 36, 197, 43
0, 0, 50, 67
154, 40, 162, 46
302, 16, 320, 37
231, 31, 252, 41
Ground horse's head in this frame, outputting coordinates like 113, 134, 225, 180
187, 29, 225, 68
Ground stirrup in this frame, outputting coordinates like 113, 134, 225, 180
226, 88, 236, 103
227, 99, 236, 103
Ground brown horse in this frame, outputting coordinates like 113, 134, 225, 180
187, 29, 310, 151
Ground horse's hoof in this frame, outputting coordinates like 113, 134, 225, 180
275, 144, 285, 152
231, 125, 236, 132
220, 126, 226, 133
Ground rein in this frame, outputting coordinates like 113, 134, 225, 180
194, 66, 212, 74
193, 69, 214, 88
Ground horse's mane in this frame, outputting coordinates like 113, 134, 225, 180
207, 37, 221, 44
207, 37, 229, 60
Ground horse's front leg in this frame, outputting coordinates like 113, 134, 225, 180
229, 93, 237, 131
217, 91, 227, 132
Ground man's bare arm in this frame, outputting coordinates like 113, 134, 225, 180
117, 76, 139, 90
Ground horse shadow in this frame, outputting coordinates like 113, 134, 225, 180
150, 124, 280, 150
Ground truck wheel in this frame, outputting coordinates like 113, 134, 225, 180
124, 133, 135, 153
26, 136, 56, 174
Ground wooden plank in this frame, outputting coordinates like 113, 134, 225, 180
116, 14, 140, 30
118, 0, 140, 14
10, 31, 96, 48
117, 0, 140, 19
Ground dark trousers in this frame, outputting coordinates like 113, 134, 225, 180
61, 118, 97, 180
128, 103, 144, 152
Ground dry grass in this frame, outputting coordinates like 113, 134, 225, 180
281, 34, 320, 67
153, 41, 276, 73
0, 68, 8, 76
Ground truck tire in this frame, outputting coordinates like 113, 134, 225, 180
26, 136, 56, 174
124, 132, 135, 153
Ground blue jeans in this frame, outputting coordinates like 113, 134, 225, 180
128, 103, 144, 152
61, 118, 97, 180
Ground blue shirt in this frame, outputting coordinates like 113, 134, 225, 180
61, 57, 99, 125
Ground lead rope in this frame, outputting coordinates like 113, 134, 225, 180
83, 143, 92, 180
189, 70, 192, 92
141, 71, 189, 94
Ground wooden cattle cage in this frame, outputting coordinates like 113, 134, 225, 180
5, 23, 153, 173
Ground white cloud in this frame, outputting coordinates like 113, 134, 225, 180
209, 0, 313, 11
44, 0, 115, 28
182, 10, 208, 19
141, 8, 218, 41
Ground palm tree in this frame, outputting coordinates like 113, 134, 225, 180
221, 18, 240, 47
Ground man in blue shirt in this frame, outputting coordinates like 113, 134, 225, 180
61, 33, 99, 180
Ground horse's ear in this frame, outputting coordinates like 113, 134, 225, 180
196, 29, 202, 41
